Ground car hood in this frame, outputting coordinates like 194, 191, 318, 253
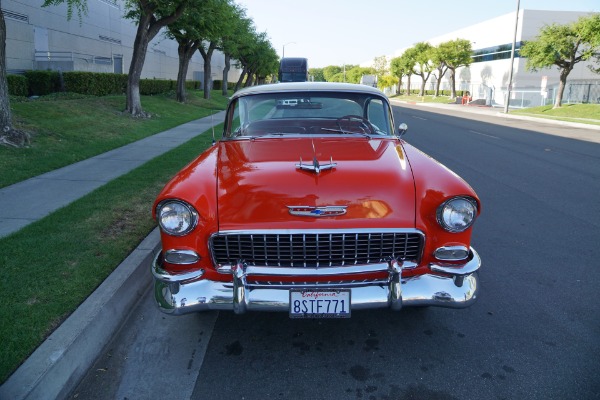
216, 137, 415, 230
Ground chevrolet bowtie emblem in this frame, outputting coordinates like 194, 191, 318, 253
287, 205, 348, 217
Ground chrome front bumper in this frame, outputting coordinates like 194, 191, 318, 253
152, 248, 481, 315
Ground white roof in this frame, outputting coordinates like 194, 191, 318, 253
231, 82, 385, 101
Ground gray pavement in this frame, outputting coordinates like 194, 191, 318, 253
0, 111, 225, 238
1, 102, 599, 400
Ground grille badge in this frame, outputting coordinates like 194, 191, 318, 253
287, 205, 347, 217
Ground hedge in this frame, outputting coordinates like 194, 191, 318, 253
23, 70, 61, 96
7, 75, 28, 97
63, 72, 127, 96
6, 70, 203, 97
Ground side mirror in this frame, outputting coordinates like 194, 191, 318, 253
397, 123, 408, 137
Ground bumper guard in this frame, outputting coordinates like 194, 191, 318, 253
152, 248, 481, 315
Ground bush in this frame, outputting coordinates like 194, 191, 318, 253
212, 80, 222, 90
7, 74, 28, 96
139, 78, 174, 95
63, 72, 127, 96
24, 70, 61, 96
185, 81, 200, 90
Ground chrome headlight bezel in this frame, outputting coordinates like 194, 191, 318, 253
436, 196, 478, 233
156, 200, 199, 236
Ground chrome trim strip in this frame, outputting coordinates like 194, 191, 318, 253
430, 248, 481, 276
241, 262, 417, 276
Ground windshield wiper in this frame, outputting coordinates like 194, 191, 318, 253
320, 127, 371, 139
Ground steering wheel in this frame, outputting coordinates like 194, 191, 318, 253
336, 115, 375, 135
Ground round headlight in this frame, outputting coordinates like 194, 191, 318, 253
157, 200, 198, 236
437, 197, 478, 233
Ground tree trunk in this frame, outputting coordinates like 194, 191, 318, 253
199, 42, 216, 100
449, 68, 457, 99
0, 10, 11, 131
245, 72, 254, 87
234, 69, 247, 92
126, 14, 153, 117
0, 10, 28, 147
419, 74, 426, 96
406, 75, 412, 96
125, 1, 186, 117
554, 68, 572, 108
175, 39, 201, 103
222, 54, 230, 96
396, 76, 403, 94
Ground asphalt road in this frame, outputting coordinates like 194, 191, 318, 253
73, 104, 600, 400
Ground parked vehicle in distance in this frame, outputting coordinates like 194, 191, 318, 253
360, 74, 378, 88
152, 82, 482, 319
279, 57, 309, 82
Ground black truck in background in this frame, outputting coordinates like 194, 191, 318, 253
278, 58, 308, 82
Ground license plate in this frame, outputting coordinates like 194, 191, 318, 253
289, 289, 351, 318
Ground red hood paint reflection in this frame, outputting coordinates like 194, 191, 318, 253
217, 137, 415, 230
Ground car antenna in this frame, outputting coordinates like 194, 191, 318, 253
211, 112, 216, 146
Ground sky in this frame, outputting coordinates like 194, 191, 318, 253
236, 0, 600, 68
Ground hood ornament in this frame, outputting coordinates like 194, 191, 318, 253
296, 140, 336, 174
287, 205, 347, 217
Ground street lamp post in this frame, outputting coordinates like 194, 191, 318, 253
504, 0, 520, 114
282, 42, 296, 59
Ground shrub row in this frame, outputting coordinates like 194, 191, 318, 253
212, 80, 236, 90
6, 70, 203, 97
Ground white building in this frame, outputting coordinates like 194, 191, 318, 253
395, 10, 600, 107
3, 0, 241, 85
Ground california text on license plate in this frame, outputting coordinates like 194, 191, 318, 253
289, 289, 351, 318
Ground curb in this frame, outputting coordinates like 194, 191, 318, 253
0, 228, 161, 400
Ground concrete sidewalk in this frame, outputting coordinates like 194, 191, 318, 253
0, 111, 225, 239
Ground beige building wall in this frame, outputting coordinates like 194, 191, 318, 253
3, 0, 241, 83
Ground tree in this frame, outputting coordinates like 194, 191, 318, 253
122, 0, 187, 116
377, 75, 398, 91
323, 66, 342, 82
411, 42, 434, 96
346, 66, 375, 84
309, 68, 325, 82
195, 0, 239, 100
0, 10, 29, 147
390, 55, 412, 94
396, 49, 417, 95
220, 5, 249, 95
430, 45, 449, 96
440, 39, 473, 99
372, 55, 388, 79
165, 1, 207, 103
520, 14, 600, 108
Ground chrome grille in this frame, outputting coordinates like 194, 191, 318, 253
210, 230, 423, 268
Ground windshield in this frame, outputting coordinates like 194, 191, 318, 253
224, 91, 394, 138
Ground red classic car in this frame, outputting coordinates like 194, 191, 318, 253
152, 82, 481, 318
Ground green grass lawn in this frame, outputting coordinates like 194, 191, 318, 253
511, 103, 600, 125
1, 90, 230, 188
0, 91, 228, 383
390, 94, 458, 104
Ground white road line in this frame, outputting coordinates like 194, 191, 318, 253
468, 130, 500, 139
412, 116, 427, 120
